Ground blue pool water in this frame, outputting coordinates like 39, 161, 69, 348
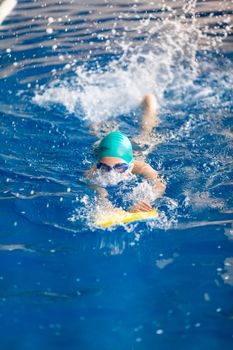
0, 0, 233, 349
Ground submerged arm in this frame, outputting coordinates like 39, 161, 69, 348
129, 160, 166, 212
84, 165, 113, 207
84, 165, 108, 199
130, 160, 166, 212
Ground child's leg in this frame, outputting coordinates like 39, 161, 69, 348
132, 94, 160, 156
141, 94, 159, 134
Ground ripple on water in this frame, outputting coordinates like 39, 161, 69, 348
0, 0, 232, 234
0, 2, 233, 349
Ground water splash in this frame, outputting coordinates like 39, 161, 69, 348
33, 13, 204, 123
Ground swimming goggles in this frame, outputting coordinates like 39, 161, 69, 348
97, 162, 129, 173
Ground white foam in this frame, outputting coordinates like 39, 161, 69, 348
126, 179, 161, 204
33, 17, 202, 123
86, 167, 136, 187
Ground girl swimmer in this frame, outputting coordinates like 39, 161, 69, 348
84, 94, 166, 213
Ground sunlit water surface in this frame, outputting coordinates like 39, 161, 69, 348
0, 0, 233, 349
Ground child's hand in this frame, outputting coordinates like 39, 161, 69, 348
129, 201, 152, 213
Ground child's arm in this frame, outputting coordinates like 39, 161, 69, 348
129, 160, 166, 212
132, 160, 166, 197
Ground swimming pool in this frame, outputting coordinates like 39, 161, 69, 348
0, 0, 233, 349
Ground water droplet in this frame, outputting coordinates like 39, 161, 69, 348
48, 17, 54, 24
46, 28, 53, 34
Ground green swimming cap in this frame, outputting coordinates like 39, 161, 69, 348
97, 131, 133, 164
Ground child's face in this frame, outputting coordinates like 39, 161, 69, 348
97, 157, 130, 174
92, 157, 134, 187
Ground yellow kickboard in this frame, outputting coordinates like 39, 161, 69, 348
95, 209, 158, 228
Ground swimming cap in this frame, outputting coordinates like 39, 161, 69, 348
97, 131, 133, 164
